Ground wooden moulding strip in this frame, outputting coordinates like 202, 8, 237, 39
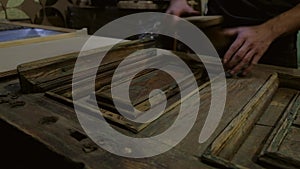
17, 40, 155, 93
7, 21, 77, 33
96, 68, 205, 119
46, 91, 74, 107
202, 73, 279, 168
258, 92, 300, 169
0, 69, 17, 79
184, 15, 224, 29
50, 77, 211, 133
202, 153, 247, 169
278, 73, 300, 91
0, 28, 86, 48
124, 79, 210, 132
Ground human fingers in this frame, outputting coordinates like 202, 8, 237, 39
230, 49, 256, 75
242, 53, 261, 75
223, 36, 244, 64
226, 41, 250, 69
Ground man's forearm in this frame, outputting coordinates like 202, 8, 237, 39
264, 3, 300, 40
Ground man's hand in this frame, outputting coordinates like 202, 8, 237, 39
223, 3, 300, 76
223, 25, 276, 76
166, 0, 199, 16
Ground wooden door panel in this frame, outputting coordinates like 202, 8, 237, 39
258, 93, 300, 169
202, 71, 300, 169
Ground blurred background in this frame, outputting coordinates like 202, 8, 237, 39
0, 0, 299, 67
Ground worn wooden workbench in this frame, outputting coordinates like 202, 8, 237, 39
1, 62, 300, 169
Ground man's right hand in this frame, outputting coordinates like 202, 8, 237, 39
166, 0, 199, 16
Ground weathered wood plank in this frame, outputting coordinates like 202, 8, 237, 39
3, 62, 300, 169
278, 73, 300, 91
200, 70, 300, 168
231, 125, 273, 169
171, 69, 275, 156
71, 77, 208, 133
279, 126, 300, 160
43, 50, 208, 132
0, 93, 173, 169
202, 73, 279, 168
0, 94, 104, 167
96, 67, 204, 119
0, 70, 17, 80
295, 114, 300, 127
257, 88, 297, 127
266, 94, 300, 152
258, 93, 300, 169
17, 39, 155, 93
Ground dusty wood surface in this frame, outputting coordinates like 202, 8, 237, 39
202, 73, 279, 168
201, 66, 300, 169
231, 125, 272, 169
257, 88, 297, 127
258, 91, 300, 169
18, 45, 208, 132
0, 79, 214, 169
225, 88, 299, 168
1, 63, 300, 169
96, 67, 205, 119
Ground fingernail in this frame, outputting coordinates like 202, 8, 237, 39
230, 71, 235, 75
223, 59, 227, 63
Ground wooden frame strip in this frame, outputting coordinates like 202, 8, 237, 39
202, 73, 279, 168
258, 93, 300, 169
0, 21, 86, 48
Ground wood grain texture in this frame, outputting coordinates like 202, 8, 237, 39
279, 127, 300, 160
202, 73, 279, 168
258, 93, 300, 169
3, 54, 300, 169
96, 67, 204, 119
18, 40, 155, 93
0, 79, 216, 169
231, 125, 272, 169
200, 67, 300, 169
257, 88, 297, 127
43, 50, 208, 133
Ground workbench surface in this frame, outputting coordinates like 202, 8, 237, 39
1, 64, 300, 169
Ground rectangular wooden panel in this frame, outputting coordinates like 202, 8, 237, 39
96, 66, 205, 119
46, 61, 207, 132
